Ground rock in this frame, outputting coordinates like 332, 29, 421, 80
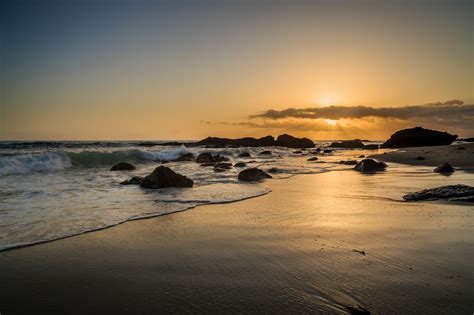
339, 160, 358, 165
136, 142, 158, 147
458, 137, 474, 142
238, 168, 272, 182
307, 157, 318, 161
267, 167, 282, 174
140, 166, 193, 189
260, 150, 272, 155
120, 176, 143, 185
275, 134, 314, 148
196, 153, 229, 163
354, 159, 387, 173
238, 152, 251, 158
358, 155, 365, 158
214, 162, 232, 170
363, 144, 379, 150
293, 150, 302, 154
234, 162, 247, 168
403, 184, 474, 202
416, 156, 425, 160
329, 139, 365, 149
434, 162, 455, 174
110, 162, 136, 171
214, 167, 227, 173
381, 127, 457, 148
173, 152, 194, 162
323, 149, 333, 153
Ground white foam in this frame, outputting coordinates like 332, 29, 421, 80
141, 145, 193, 161
0, 152, 72, 176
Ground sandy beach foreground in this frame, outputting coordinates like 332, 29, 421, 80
1, 163, 473, 314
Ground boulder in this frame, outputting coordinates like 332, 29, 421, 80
120, 176, 143, 185
259, 150, 272, 155
238, 168, 272, 182
416, 156, 425, 160
354, 159, 387, 173
358, 155, 365, 158
307, 157, 318, 161
234, 162, 247, 168
328, 139, 365, 149
323, 149, 333, 153
381, 127, 457, 148
238, 152, 251, 158
434, 163, 455, 174
196, 153, 229, 163
275, 134, 314, 148
140, 166, 193, 189
214, 162, 232, 170
173, 152, 194, 162
111, 162, 136, 171
403, 184, 474, 202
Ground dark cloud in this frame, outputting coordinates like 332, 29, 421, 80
249, 101, 474, 126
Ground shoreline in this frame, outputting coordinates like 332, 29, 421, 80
369, 143, 474, 169
1, 168, 473, 313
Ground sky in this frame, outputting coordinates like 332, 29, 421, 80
1, 0, 473, 140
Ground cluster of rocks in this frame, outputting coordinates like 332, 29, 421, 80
328, 139, 379, 150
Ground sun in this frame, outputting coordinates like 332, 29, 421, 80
324, 119, 337, 126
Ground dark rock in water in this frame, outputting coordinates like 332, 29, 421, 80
140, 166, 193, 189
458, 137, 474, 142
381, 127, 457, 148
275, 134, 314, 148
238, 152, 251, 158
267, 167, 282, 174
416, 156, 425, 160
196, 153, 229, 163
434, 162, 455, 174
196, 135, 275, 148
214, 162, 232, 170
346, 304, 371, 315
323, 149, 333, 153
363, 144, 379, 150
260, 150, 272, 155
307, 157, 318, 161
315, 148, 321, 152
339, 160, 358, 165
136, 142, 158, 147
238, 168, 272, 181
358, 155, 365, 158
403, 184, 474, 202
120, 176, 143, 185
293, 150, 302, 154
173, 152, 194, 162
158, 141, 185, 146
234, 162, 247, 168
354, 159, 387, 173
329, 139, 365, 149
110, 162, 136, 171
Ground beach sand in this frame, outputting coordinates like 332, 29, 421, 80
1, 164, 473, 314
370, 143, 474, 170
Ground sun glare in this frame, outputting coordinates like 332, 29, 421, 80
324, 119, 337, 126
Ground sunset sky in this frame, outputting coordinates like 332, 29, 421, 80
1, 0, 473, 140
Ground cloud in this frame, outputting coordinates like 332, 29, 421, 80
249, 101, 474, 127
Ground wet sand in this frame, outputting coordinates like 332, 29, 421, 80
0, 167, 473, 314
370, 143, 474, 169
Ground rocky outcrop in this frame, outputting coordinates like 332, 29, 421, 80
403, 184, 474, 202
329, 139, 365, 149
238, 168, 272, 182
196, 153, 229, 163
275, 134, 314, 148
140, 166, 193, 189
434, 162, 455, 174
195, 134, 314, 148
353, 159, 387, 173
110, 162, 136, 171
381, 127, 457, 148
120, 176, 143, 185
